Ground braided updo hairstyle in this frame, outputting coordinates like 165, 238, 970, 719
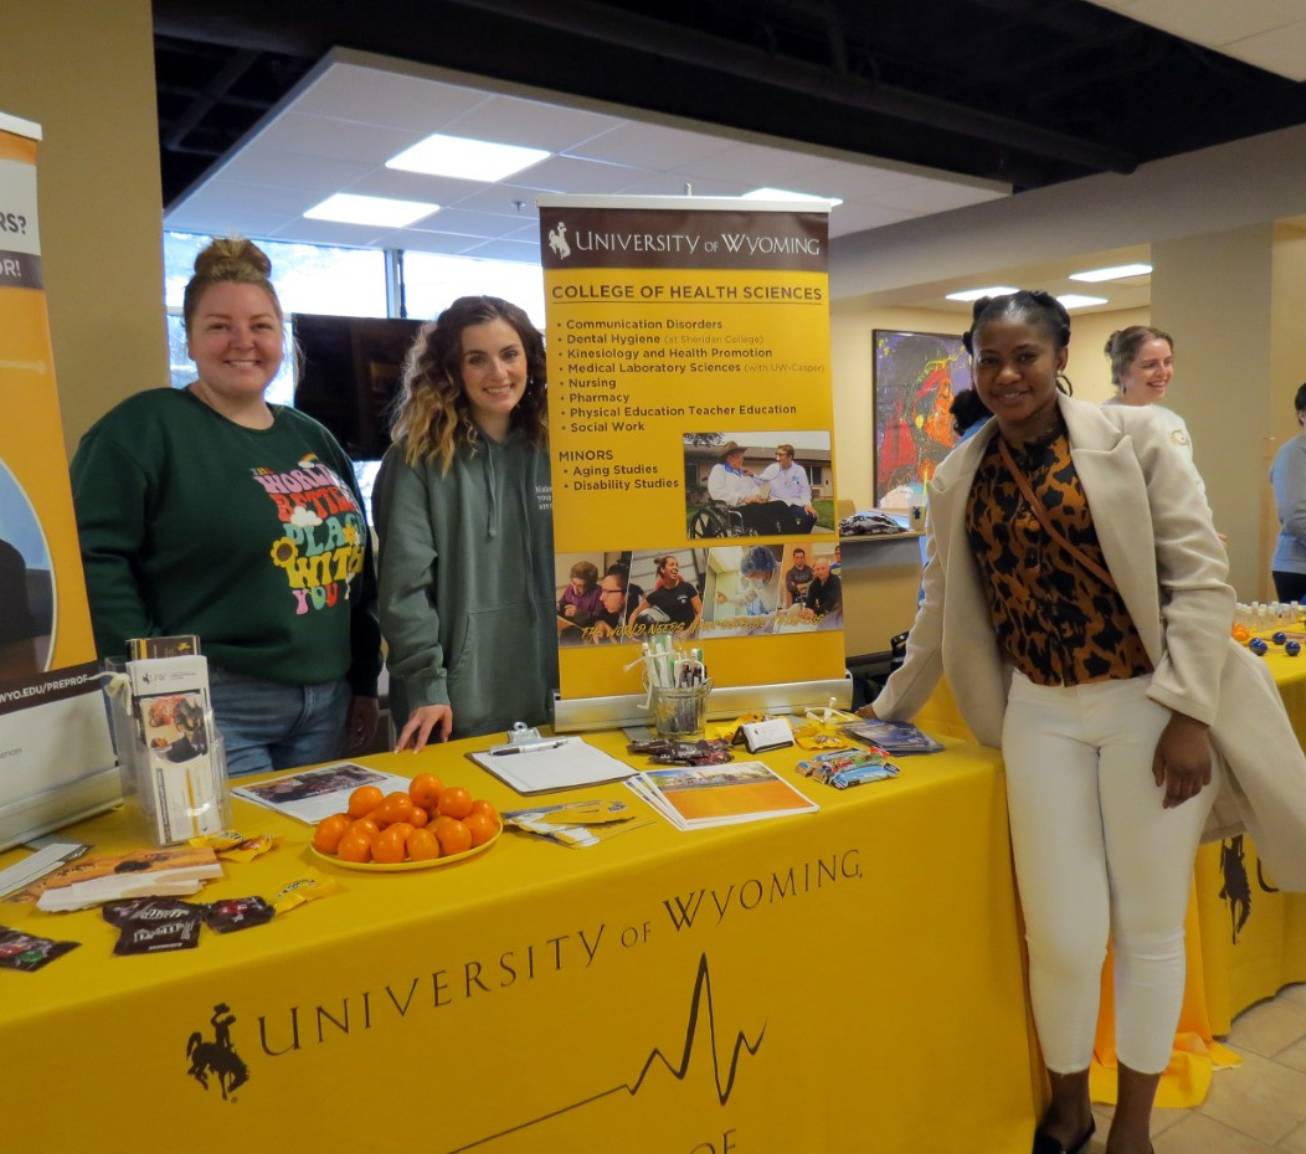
962, 290, 1073, 394
181, 237, 282, 334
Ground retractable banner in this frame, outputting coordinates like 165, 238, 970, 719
539, 196, 842, 704
0, 112, 115, 846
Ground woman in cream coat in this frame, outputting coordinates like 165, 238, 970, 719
868, 292, 1306, 1154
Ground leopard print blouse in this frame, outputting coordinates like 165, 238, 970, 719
964, 419, 1152, 686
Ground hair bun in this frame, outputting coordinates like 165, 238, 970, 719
193, 236, 272, 280
1104, 330, 1123, 357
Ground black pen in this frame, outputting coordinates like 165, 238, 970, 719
491, 740, 568, 756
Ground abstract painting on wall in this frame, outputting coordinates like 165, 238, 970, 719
872, 329, 974, 507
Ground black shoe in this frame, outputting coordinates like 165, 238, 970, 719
1032, 1115, 1095, 1154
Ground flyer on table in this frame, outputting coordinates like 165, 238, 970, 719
539, 196, 842, 702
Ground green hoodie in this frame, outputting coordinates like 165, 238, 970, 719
374, 428, 557, 738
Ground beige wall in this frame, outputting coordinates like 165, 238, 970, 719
0, 1, 165, 456
830, 300, 1150, 510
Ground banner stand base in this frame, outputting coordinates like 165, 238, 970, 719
552, 672, 853, 734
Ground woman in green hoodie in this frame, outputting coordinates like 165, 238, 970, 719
375, 296, 557, 748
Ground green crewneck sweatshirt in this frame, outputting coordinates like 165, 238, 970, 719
70, 388, 379, 694
374, 427, 557, 738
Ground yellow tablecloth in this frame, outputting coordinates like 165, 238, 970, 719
921, 652, 1306, 1109
0, 732, 1039, 1153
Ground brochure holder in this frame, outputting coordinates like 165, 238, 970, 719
103, 655, 230, 846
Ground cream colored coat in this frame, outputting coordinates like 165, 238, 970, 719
874, 393, 1306, 889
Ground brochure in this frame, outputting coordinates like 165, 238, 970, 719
842, 718, 944, 754
232, 762, 414, 825
11, 844, 222, 903
627, 760, 818, 830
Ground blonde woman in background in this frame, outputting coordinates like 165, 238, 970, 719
1103, 326, 1206, 500
374, 295, 555, 748
72, 238, 380, 773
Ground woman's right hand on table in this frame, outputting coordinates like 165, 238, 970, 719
396, 703, 454, 752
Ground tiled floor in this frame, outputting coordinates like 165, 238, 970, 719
1089, 983, 1306, 1151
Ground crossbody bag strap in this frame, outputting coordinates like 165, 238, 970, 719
995, 436, 1119, 593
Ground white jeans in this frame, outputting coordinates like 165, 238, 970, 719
1002, 671, 1219, 1075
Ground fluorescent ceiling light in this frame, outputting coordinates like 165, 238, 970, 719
945, 285, 1019, 302
387, 133, 550, 182
304, 193, 439, 228
1057, 293, 1109, 309
741, 187, 844, 206
1069, 262, 1152, 283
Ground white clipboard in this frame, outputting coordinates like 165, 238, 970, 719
468, 735, 636, 795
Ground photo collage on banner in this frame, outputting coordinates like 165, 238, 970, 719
540, 197, 841, 702
0, 113, 115, 845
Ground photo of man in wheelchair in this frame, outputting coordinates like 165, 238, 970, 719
686, 435, 832, 540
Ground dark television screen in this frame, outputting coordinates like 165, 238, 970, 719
292, 313, 424, 460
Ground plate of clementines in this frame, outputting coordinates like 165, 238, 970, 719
310, 773, 501, 871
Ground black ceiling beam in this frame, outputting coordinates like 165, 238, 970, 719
448, 0, 1136, 174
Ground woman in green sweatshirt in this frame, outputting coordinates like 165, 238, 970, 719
71, 238, 380, 774
375, 296, 556, 747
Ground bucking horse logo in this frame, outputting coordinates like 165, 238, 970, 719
186, 1002, 249, 1100
548, 220, 571, 260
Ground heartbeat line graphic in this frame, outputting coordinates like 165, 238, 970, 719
446, 953, 765, 1153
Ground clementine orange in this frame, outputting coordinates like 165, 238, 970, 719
312, 813, 351, 854
348, 785, 384, 819
408, 806, 429, 829
348, 817, 381, 843
409, 773, 444, 809
436, 818, 472, 856
337, 832, 372, 863
407, 828, 440, 861
463, 812, 497, 847
470, 799, 499, 823
438, 786, 474, 819
373, 827, 409, 864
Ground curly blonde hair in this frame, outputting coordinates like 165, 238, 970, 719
182, 237, 282, 334
391, 296, 547, 473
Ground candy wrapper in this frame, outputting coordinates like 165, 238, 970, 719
189, 831, 280, 863
0, 926, 80, 972
626, 737, 733, 766
271, 871, 342, 916
797, 747, 900, 789
204, 896, 276, 933
102, 897, 203, 927
113, 909, 204, 955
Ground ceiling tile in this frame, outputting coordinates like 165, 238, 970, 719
213, 149, 375, 195
268, 219, 387, 247
608, 172, 745, 198
500, 155, 651, 194
253, 112, 428, 166
800, 158, 972, 201
1104, 0, 1306, 47
446, 185, 542, 218
405, 207, 526, 239
338, 166, 488, 205
568, 122, 735, 169
165, 180, 318, 236
373, 228, 486, 254
458, 238, 542, 262
289, 63, 489, 133
442, 94, 622, 151
1225, 19, 1306, 81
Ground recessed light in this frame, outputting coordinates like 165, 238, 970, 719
303, 193, 439, 228
945, 285, 1019, 302
741, 187, 844, 206
1069, 263, 1152, 282
1057, 294, 1109, 309
387, 133, 550, 183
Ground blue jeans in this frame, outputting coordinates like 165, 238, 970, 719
208, 666, 351, 777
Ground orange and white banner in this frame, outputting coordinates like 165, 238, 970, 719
0, 112, 114, 847
538, 196, 842, 703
